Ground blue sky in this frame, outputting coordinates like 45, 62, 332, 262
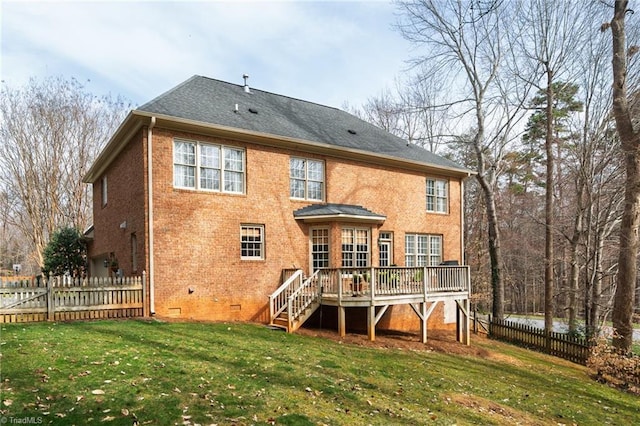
1, 0, 414, 109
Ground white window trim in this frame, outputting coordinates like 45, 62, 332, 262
405, 233, 442, 266
426, 178, 448, 214
240, 224, 265, 260
310, 227, 330, 272
341, 227, 370, 268
290, 157, 325, 201
173, 139, 245, 194
101, 175, 108, 207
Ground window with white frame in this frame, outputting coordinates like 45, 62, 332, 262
101, 175, 108, 207
311, 228, 329, 271
290, 157, 324, 201
405, 234, 442, 266
240, 225, 264, 260
341, 228, 369, 268
426, 178, 448, 213
174, 139, 245, 193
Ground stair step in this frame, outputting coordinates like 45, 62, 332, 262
267, 324, 287, 331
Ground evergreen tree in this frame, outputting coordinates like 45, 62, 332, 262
42, 227, 87, 277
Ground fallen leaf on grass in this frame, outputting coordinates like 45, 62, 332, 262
91, 389, 105, 395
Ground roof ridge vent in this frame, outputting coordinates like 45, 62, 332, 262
243, 74, 251, 94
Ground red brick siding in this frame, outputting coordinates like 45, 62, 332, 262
91, 125, 464, 329
147, 128, 462, 323
89, 130, 147, 277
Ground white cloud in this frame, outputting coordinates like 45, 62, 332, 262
1, 0, 411, 109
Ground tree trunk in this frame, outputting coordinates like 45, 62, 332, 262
485, 182, 504, 320
611, 0, 639, 353
544, 68, 556, 333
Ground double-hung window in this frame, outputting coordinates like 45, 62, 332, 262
341, 228, 369, 268
405, 234, 442, 266
174, 139, 245, 193
241, 225, 264, 260
290, 157, 324, 201
426, 178, 448, 213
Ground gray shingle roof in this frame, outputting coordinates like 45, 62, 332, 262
293, 203, 385, 220
137, 75, 469, 173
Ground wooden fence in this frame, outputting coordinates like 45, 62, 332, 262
0, 274, 145, 323
488, 316, 593, 365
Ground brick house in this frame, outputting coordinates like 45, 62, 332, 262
84, 75, 473, 342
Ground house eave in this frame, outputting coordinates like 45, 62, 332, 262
83, 112, 146, 183
294, 214, 386, 224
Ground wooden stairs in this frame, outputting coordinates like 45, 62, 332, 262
271, 299, 320, 332
269, 269, 321, 333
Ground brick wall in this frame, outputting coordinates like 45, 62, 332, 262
90, 125, 465, 330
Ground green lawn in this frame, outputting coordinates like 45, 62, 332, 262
0, 320, 637, 425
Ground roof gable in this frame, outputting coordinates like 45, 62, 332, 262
137, 75, 470, 174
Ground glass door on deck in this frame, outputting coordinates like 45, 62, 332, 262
378, 232, 393, 267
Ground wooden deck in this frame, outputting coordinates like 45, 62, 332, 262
270, 266, 471, 344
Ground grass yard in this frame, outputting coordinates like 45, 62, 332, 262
0, 320, 637, 425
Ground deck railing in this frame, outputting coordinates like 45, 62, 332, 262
269, 269, 304, 322
286, 270, 321, 330
315, 265, 470, 299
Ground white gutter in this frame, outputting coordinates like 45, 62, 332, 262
148, 117, 156, 315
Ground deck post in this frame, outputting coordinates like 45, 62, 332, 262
420, 302, 427, 343
338, 306, 346, 337
368, 305, 376, 341
456, 299, 470, 345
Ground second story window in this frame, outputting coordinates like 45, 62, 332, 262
290, 157, 324, 201
174, 139, 245, 194
101, 175, 108, 207
426, 178, 448, 213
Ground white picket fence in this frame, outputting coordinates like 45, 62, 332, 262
0, 274, 145, 323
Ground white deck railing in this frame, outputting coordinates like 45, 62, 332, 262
315, 266, 470, 299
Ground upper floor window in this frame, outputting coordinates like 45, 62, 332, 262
174, 139, 245, 194
241, 224, 264, 260
290, 157, 324, 201
405, 234, 442, 266
101, 176, 108, 207
426, 178, 448, 213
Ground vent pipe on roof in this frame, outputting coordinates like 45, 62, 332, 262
243, 74, 250, 93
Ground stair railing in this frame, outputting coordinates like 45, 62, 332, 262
269, 269, 303, 324
286, 269, 321, 331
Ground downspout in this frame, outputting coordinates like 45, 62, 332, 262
148, 116, 156, 315
460, 177, 466, 264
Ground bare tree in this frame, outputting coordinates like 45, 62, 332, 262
0, 77, 128, 271
396, 0, 535, 319
609, 0, 640, 353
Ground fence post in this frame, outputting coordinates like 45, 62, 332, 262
488, 314, 492, 336
46, 274, 54, 321
142, 271, 147, 317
